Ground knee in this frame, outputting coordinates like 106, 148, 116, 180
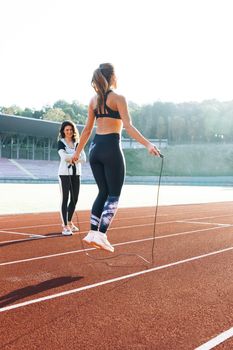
98, 190, 108, 202
62, 197, 69, 206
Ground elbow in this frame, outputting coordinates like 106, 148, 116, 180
83, 125, 93, 136
124, 123, 133, 134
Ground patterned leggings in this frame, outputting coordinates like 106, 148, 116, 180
89, 133, 125, 233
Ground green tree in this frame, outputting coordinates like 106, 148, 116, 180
33, 110, 44, 119
43, 108, 70, 122
53, 100, 70, 109
1, 105, 22, 115
21, 108, 34, 118
71, 101, 87, 124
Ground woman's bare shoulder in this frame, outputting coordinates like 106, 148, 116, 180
111, 91, 127, 103
89, 95, 98, 108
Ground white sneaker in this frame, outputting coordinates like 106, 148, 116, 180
82, 230, 100, 249
92, 231, 114, 253
70, 223, 79, 232
62, 227, 73, 236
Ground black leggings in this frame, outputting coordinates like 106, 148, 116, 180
59, 175, 80, 226
89, 133, 125, 233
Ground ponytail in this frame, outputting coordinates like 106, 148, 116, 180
91, 63, 115, 110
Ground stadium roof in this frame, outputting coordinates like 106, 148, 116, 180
0, 113, 85, 139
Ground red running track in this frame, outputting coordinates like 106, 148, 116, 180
1, 202, 233, 349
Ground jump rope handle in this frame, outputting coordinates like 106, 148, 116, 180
68, 162, 76, 169
154, 146, 164, 159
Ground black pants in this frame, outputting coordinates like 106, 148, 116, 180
59, 175, 80, 226
89, 133, 125, 233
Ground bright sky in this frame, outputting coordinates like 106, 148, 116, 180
1, 0, 233, 109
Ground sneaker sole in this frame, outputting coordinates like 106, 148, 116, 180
82, 238, 100, 249
91, 240, 114, 253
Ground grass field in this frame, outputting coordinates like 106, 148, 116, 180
124, 143, 233, 176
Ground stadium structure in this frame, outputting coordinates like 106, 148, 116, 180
0, 113, 167, 183
0, 113, 89, 182
0, 113, 86, 161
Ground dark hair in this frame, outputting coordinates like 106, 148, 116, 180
58, 120, 79, 143
91, 63, 115, 110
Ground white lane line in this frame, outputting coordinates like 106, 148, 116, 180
0, 230, 44, 237
0, 234, 61, 245
0, 238, 29, 245
0, 215, 163, 231
195, 327, 233, 349
1, 245, 233, 313
0, 216, 224, 246
177, 220, 231, 227
0, 225, 225, 266
0, 232, 82, 245
0, 247, 95, 266
180, 213, 233, 221
0, 222, 156, 232
1, 213, 231, 231
0, 224, 154, 246
0, 218, 171, 231
1, 223, 63, 230
9, 159, 38, 180
0, 220, 210, 245
110, 219, 223, 232
0, 209, 231, 224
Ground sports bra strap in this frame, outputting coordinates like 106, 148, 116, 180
103, 90, 112, 114
94, 90, 121, 119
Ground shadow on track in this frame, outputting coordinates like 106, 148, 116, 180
0, 232, 63, 248
0, 276, 83, 308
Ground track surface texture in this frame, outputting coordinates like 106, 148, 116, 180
1, 202, 233, 350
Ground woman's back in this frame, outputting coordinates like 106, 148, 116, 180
92, 90, 123, 135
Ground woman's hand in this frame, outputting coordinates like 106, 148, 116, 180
147, 143, 161, 157
72, 152, 80, 162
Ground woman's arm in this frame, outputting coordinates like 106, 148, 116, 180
77, 150, 86, 163
58, 140, 73, 164
117, 95, 161, 156
58, 149, 73, 163
72, 99, 95, 162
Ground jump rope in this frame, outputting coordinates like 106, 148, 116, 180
68, 151, 164, 267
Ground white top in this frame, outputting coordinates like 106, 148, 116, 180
57, 138, 86, 176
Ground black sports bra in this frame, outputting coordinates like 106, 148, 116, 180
94, 90, 121, 120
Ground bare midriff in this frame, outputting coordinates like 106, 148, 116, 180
96, 117, 123, 135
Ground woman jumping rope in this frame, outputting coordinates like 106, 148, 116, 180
72, 63, 160, 252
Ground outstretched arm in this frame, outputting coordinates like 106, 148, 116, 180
72, 100, 95, 162
117, 95, 161, 156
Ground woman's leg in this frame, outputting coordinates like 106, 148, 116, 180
98, 148, 125, 233
89, 161, 108, 231
59, 176, 70, 226
89, 146, 125, 252
82, 155, 110, 248
67, 175, 80, 223
84, 134, 124, 252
